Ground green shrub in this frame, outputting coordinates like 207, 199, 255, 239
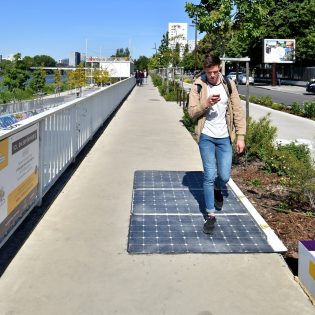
182, 108, 195, 133
183, 78, 192, 83
249, 95, 260, 104
260, 96, 273, 107
151, 74, 162, 87
290, 102, 303, 116
271, 103, 285, 110
0, 89, 13, 103
245, 114, 277, 161
43, 83, 55, 94
164, 91, 177, 101
278, 142, 312, 165
303, 100, 315, 118
249, 95, 273, 107
264, 141, 315, 209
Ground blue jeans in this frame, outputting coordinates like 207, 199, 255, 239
198, 134, 232, 214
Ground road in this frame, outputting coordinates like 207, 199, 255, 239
237, 84, 315, 106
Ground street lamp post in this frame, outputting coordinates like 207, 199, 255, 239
189, 16, 198, 71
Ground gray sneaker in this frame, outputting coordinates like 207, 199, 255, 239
203, 216, 216, 234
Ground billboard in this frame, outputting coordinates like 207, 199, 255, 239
263, 39, 295, 63
0, 124, 39, 244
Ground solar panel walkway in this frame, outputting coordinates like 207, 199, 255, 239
128, 170, 282, 254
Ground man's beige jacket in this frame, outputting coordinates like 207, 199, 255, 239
188, 73, 246, 143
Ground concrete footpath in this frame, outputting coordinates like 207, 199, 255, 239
0, 78, 314, 315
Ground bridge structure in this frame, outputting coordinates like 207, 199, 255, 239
30, 66, 83, 71
0, 77, 313, 314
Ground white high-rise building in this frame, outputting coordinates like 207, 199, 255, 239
188, 39, 199, 52
168, 23, 188, 56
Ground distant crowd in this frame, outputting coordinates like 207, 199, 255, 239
134, 69, 148, 86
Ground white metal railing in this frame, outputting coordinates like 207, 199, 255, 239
0, 77, 135, 246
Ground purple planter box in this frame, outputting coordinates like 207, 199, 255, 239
298, 240, 315, 299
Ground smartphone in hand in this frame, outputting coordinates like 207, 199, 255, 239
212, 94, 221, 102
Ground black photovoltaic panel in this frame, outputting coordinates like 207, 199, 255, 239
132, 188, 247, 215
133, 170, 203, 189
128, 171, 274, 254
128, 214, 273, 254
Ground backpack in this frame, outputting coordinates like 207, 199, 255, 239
185, 75, 232, 108
196, 75, 232, 95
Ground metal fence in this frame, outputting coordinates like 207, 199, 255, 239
0, 77, 135, 247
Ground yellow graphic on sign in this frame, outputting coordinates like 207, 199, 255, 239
0, 138, 9, 171
309, 260, 315, 280
8, 171, 38, 214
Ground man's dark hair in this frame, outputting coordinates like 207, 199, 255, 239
203, 54, 221, 68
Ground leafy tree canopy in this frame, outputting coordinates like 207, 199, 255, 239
185, 0, 314, 66
112, 48, 130, 58
29, 68, 46, 93
134, 56, 150, 71
1, 53, 30, 92
33, 55, 56, 67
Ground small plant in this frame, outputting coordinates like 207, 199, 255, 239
290, 102, 303, 116
303, 100, 315, 118
278, 202, 289, 210
271, 103, 285, 110
248, 178, 262, 187
249, 95, 273, 107
259, 96, 273, 107
181, 108, 195, 133
183, 78, 192, 83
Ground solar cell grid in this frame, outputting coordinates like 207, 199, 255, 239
128, 171, 274, 254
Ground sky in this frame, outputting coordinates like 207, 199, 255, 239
0, 0, 200, 61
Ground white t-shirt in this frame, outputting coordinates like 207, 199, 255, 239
201, 83, 229, 138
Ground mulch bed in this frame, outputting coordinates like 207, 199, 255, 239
231, 160, 315, 260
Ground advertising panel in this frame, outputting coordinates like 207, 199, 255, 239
0, 124, 39, 244
263, 39, 295, 63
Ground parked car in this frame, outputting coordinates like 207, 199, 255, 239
227, 72, 254, 85
237, 73, 255, 85
226, 71, 242, 81
306, 79, 315, 94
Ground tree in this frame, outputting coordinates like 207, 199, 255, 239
185, 0, 315, 67
1, 53, 30, 92
134, 56, 150, 71
112, 48, 130, 58
185, 0, 270, 58
67, 70, 76, 90
74, 63, 86, 88
259, 0, 315, 65
185, 0, 232, 56
54, 69, 62, 93
179, 51, 195, 71
22, 56, 34, 68
157, 32, 172, 67
93, 68, 109, 86
33, 55, 56, 67
29, 67, 46, 93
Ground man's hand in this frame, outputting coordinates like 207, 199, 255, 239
235, 139, 245, 154
204, 94, 221, 109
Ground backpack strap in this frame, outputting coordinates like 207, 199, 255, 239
223, 75, 232, 96
196, 83, 202, 94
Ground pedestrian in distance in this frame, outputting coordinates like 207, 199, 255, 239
76, 86, 81, 98
139, 70, 144, 86
143, 69, 148, 84
188, 54, 246, 234
135, 70, 141, 86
